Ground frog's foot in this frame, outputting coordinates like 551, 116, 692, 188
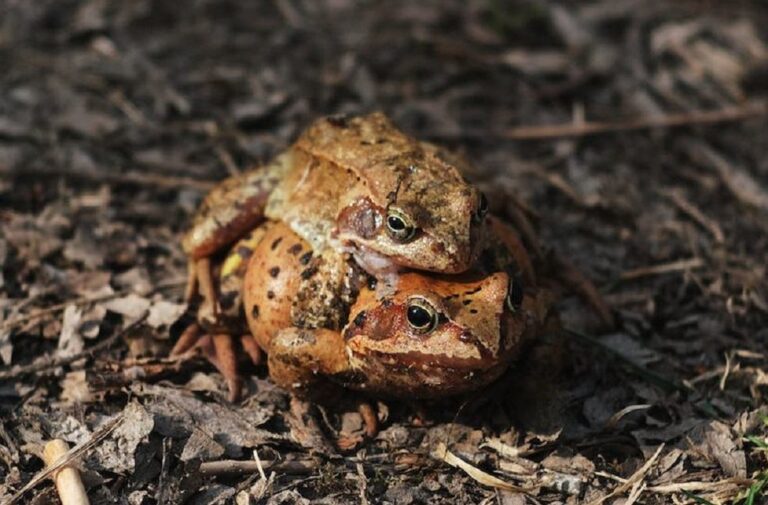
550, 253, 615, 329
336, 402, 378, 451
171, 323, 242, 402
407, 401, 434, 428
359, 401, 378, 438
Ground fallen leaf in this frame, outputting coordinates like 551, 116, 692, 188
147, 300, 186, 329
57, 305, 84, 359
105, 294, 151, 324
87, 401, 155, 473
431, 443, 526, 492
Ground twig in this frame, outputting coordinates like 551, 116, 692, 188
0, 312, 148, 380
431, 443, 528, 493
620, 258, 704, 281
0, 166, 215, 191
198, 458, 317, 476
502, 101, 767, 140
41, 439, 90, 505
681, 139, 768, 211
356, 450, 370, 505
588, 444, 664, 505
8, 414, 124, 504
661, 189, 725, 244
605, 404, 652, 430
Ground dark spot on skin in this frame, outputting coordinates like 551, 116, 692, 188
251, 305, 259, 319
430, 242, 446, 255
269, 266, 280, 278
299, 252, 313, 265
267, 290, 275, 300
459, 331, 472, 342
381, 299, 393, 308
288, 243, 303, 255
367, 276, 377, 290
270, 237, 283, 250
462, 300, 472, 306
300, 266, 318, 280
469, 309, 478, 314
220, 291, 237, 310
352, 311, 367, 327
237, 246, 253, 260
463, 287, 482, 296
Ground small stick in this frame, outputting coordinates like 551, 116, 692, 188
198, 459, 317, 476
9, 415, 123, 504
42, 439, 90, 505
619, 258, 704, 281
0, 166, 215, 191
502, 101, 767, 140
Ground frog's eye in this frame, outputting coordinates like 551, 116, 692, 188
386, 208, 417, 242
474, 192, 489, 222
406, 297, 439, 334
506, 277, 524, 312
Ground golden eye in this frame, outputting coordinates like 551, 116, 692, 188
506, 276, 524, 312
386, 208, 417, 242
406, 297, 439, 334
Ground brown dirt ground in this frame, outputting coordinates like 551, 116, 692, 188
1, 1, 768, 503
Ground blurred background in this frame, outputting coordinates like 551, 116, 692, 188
1, 1, 767, 503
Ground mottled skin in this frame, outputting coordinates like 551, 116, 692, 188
242, 222, 553, 402
182, 113, 488, 318
174, 217, 554, 403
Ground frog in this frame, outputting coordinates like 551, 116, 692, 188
172, 215, 556, 404
182, 112, 489, 320
242, 221, 554, 439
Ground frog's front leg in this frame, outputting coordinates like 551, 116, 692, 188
182, 153, 292, 312
267, 327, 351, 395
268, 327, 379, 443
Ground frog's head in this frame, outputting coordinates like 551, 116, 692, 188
340, 271, 530, 398
302, 112, 488, 275
334, 154, 488, 275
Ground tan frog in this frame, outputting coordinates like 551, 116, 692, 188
182, 112, 489, 318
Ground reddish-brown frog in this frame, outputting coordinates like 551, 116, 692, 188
182, 112, 489, 319
175, 216, 555, 426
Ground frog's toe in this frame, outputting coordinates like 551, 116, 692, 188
358, 402, 378, 438
171, 323, 202, 356
240, 334, 263, 366
171, 325, 243, 402
208, 333, 243, 402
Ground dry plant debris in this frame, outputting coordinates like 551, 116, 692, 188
1, 0, 767, 503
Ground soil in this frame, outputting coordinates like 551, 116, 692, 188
1, 1, 767, 503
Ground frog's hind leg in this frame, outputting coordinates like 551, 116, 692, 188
240, 334, 263, 366
182, 154, 291, 305
171, 323, 243, 402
